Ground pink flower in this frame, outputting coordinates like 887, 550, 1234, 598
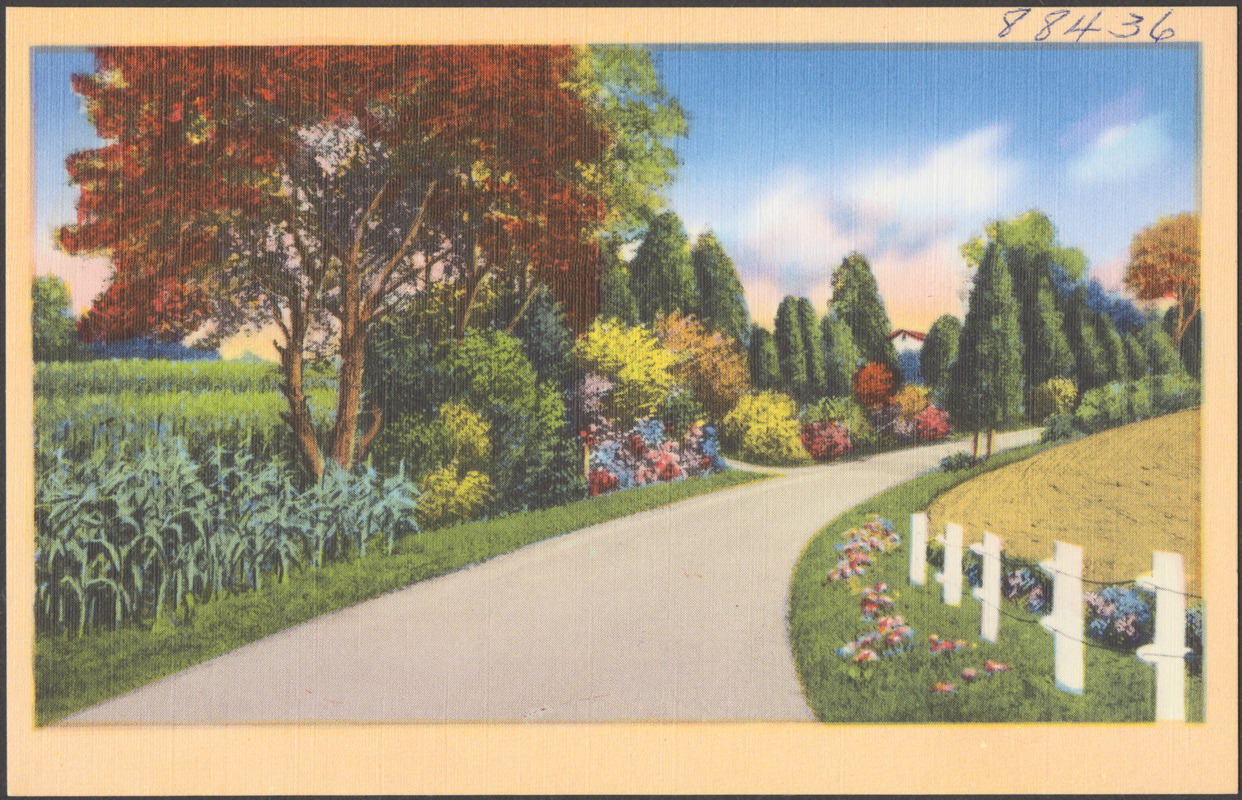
961, 668, 978, 682
932, 682, 956, 694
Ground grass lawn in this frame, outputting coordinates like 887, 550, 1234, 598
789, 431, 1205, 723
36, 468, 771, 726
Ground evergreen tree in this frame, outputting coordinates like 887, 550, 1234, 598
628, 211, 697, 323
797, 297, 827, 402
829, 252, 899, 372
692, 231, 751, 347
920, 314, 962, 395
944, 242, 1024, 453
773, 296, 808, 401
747, 324, 782, 391
1138, 316, 1182, 376
1122, 332, 1150, 380
599, 237, 640, 325
1061, 286, 1110, 391
820, 313, 860, 398
1094, 310, 1128, 384
1164, 302, 1202, 379
510, 285, 575, 389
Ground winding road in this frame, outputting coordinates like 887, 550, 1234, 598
61, 429, 1041, 724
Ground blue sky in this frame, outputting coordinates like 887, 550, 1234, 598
34, 45, 1198, 333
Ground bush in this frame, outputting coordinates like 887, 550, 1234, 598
1152, 372, 1201, 415
913, 405, 952, 441
584, 416, 722, 496
416, 464, 493, 529
853, 362, 897, 408
655, 311, 749, 421
574, 318, 677, 426
892, 384, 931, 420
940, 452, 980, 471
1039, 413, 1081, 443
1029, 377, 1077, 423
801, 421, 853, 461
367, 412, 456, 483
802, 396, 878, 451
721, 391, 805, 463
658, 389, 707, 440
1084, 586, 1155, 650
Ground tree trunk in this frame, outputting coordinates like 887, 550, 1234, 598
971, 431, 980, 459
277, 338, 324, 480
986, 428, 995, 459
329, 251, 365, 471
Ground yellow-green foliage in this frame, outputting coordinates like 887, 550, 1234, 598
438, 402, 491, 468
1029, 376, 1078, 422
574, 318, 677, 425
891, 384, 931, 420
417, 463, 493, 528
721, 390, 805, 463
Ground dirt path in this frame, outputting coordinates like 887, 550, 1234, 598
60, 430, 1041, 724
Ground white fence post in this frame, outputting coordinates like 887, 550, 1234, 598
934, 522, 963, 606
909, 512, 928, 586
969, 531, 1002, 643
1038, 541, 1084, 694
1135, 551, 1192, 721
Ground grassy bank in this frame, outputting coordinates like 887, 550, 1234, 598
37, 468, 770, 726
789, 430, 1205, 723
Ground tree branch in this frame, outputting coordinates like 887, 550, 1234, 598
363, 178, 439, 320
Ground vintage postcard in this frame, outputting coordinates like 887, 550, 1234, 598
7, 6, 1237, 795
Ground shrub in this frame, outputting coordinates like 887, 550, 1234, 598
584, 416, 721, 496
940, 452, 980, 471
853, 362, 897, 408
655, 311, 750, 421
892, 384, 931, 420
1029, 377, 1078, 423
1074, 382, 1131, 433
721, 391, 805, 463
658, 389, 707, 440
801, 421, 853, 461
802, 396, 877, 451
1084, 586, 1155, 650
367, 412, 456, 483
1152, 372, 1201, 414
574, 318, 677, 426
416, 464, 492, 529
438, 402, 492, 469
913, 405, 952, 441
1039, 413, 1081, 443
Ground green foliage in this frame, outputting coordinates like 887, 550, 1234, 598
691, 231, 751, 347
774, 296, 809, 402
33, 275, 88, 362
1073, 375, 1198, 434
1165, 304, 1202, 379
510, 284, 576, 388
628, 211, 698, 323
920, 314, 961, 396
797, 297, 827, 402
829, 253, 899, 372
1139, 316, 1183, 378
575, 318, 677, 426
34, 357, 334, 396
1122, 332, 1150, 380
366, 412, 456, 484
820, 314, 860, 399
1094, 312, 1129, 385
963, 210, 1087, 282
721, 390, 807, 464
416, 464, 492, 529
1039, 413, 1081, 443
800, 395, 877, 450
1061, 286, 1110, 391
940, 451, 981, 471
658, 389, 707, 437
37, 468, 768, 726
747, 324, 782, 392
1028, 377, 1078, 423
599, 239, 640, 326
945, 242, 1025, 432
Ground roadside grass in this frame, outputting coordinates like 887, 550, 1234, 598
36, 468, 770, 726
789, 437, 1205, 723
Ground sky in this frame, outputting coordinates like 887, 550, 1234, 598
33, 45, 1198, 343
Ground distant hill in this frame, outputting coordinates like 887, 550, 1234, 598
927, 409, 1200, 595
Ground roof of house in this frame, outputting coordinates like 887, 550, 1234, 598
887, 329, 926, 342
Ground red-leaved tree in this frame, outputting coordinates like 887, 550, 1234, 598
60, 46, 610, 478
852, 361, 897, 408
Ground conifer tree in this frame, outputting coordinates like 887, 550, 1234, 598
920, 314, 961, 396
599, 238, 639, 325
628, 211, 697, 324
944, 242, 1024, 457
692, 231, 751, 347
797, 297, 827, 402
829, 252, 899, 372
747, 324, 782, 391
1122, 332, 1150, 380
820, 313, 860, 399
1061, 286, 1110, 392
1094, 310, 1128, 384
1138, 316, 1182, 377
774, 296, 808, 401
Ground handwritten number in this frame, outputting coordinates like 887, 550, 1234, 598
1035, 9, 1070, 41
1149, 10, 1175, 41
998, 8, 1031, 38
1110, 12, 1143, 38
1064, 11, 1103, 42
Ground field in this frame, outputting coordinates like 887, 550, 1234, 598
927, 408, 1201, 595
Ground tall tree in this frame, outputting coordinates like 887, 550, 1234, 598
1061, 285, 1110, 392
797, 297, 827, 402
773, 296, 808, 401
691, 231, 750, 347
820, 313, 859, 399
1122, 331, 1150, 380
1164, 301, 1202, 378
1138, 315, 1182, 377
1125, 212, 1200, 348
747, 324, 781, 391
1093, 310, 1128, 385
628, 211, 697, 323
829, 252, 898, 372
944, 242, 1024, 456
32, 276, 88, 362
919, 314, 961, 395
60, 46, 611, 478
599, 236, 639, 325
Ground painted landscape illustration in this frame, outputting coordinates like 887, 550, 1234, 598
31, 43, 1205, 727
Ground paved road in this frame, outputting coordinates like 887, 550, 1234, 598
61, 430, 1041, 724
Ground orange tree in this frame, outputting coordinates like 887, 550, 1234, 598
1125, 212, 1200, 348
60, 46, 610, 478
654, 311, 749, 421
852, 361, 897, 408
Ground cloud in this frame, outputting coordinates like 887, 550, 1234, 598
1069, 114, 1170, 184
1061, 88, 1145, 149
34, 239, 111, 315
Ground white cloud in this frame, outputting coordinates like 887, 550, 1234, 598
34, 239, 111, 315
1069, 114, 1170, 184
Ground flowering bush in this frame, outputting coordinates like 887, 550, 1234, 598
655, 311, 749, 421
720, 391, 805, 463
658, 389, 706, 440
824, 516, 900, 582
853, 361, 897, 408
1084, 586, 1154, 649
417, 464, 492, 528
574, 319, 677, 426
913, 405, 952, 441
892, 384, 931, 420
1029, 377, 1077, 423
583, 416, 722, 497
801, 396, 877, 451
801, 421, 853, 461
1002, 566, 1051, 614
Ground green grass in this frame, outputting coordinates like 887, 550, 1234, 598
35, 467, 771, 726
789, 439, 1206, 723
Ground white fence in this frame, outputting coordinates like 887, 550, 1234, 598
909, 512, 1194, 720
